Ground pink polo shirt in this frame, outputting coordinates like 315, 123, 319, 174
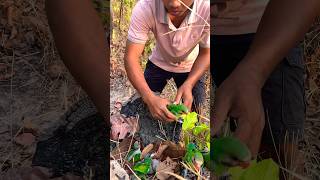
128, 0, 210, 73
211, 0, 269, 35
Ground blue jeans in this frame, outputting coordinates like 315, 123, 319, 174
144, 61, 205, 112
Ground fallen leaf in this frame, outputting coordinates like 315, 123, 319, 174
141, 143, 154, 159
110, 114, 139, 140
110, 160, 130, 180
156, 157, 178, 180
14, 133, 35, 146
162, 141, 186, 160
111, 138, 133, 160
153, 143, 168, 159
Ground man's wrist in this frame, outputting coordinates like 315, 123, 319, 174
141, 90, 155, 104
232, 60, 267, 89
184, 77, 197, 88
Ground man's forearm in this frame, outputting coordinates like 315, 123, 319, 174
46, 0, 108, 118
124, 51, 154, 102
185, 48, 210, 87
239, 0, 320, 87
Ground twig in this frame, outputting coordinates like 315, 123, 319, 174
279, 166, 309, 180
123, 114, 140, 166
110, 139, 120, 143
266, 109, 287, 179
181, 162, 205, 180
155, 135, 166, 141
162, 171, 186, 180
126, 164, 142, 180
162, 25, 208, 36
117, 137, 123, 166
197, 113, 210, 122
177, 0, 209, 26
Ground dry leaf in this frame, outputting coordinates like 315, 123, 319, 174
111, 138, 133, 160
153, 144, 168, 159
14, 133, 35, 146
156, 157, 178, 180
110, 114, 139, 140
110, 160, 130, 180
162, 141, 186, 160
141, 143, 154, 159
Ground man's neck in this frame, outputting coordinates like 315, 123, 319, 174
168, 2, 194, 28
169, 11, 189, 28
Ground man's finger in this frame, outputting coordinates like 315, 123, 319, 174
234, 117, 253, 155
212, 91, 230, 135
163, 108, 177, 122
183, 98, 193, 111
174, 91, 182, 104
247, 108, 265, 158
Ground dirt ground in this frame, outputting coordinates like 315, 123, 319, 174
0, 0, 109, 179
0, 0, 319, 179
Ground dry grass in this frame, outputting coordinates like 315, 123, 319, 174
301, 17, 320, 180
0, 0, 108, 178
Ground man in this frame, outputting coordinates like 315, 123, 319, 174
211, 0, 320, 178
124, 0, 210, 122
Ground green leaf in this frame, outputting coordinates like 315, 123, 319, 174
181, 112, 198, 131
127, 148, 141, 163
228, 159, 279, 180
127, 141, 141, 162
193, 123, 209, 135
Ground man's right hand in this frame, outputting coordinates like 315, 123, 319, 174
143, 94, 177, 122
213, 63, 265, 159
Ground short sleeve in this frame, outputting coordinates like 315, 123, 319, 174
199, 30, 210, 48
127, 1, 153, 44
199, 1, 210, 48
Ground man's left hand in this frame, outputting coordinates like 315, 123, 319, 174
174, 83, 193, 111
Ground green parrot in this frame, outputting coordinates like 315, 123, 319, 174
167, 103, 189, 117
208, 136, 252, 175
127, 141, 141, 163
183, 143, 204, 172
133, 157, 152, 175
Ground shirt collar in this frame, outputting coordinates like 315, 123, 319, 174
157, 0, 198, 25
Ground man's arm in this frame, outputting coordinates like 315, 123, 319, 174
174, 47, 210, 110
239, 0, 320, 88
213, 0, 320, 158
124, 41, 176, 122
45, 0, 108, 120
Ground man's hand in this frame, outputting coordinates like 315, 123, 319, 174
212, 66, 265, 159
174, 83, 193, 111
144, 94, 177, 122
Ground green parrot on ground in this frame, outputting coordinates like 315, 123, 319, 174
204, 136, 252, 175
133, 157, 152, 178
183, 143, 204, 172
